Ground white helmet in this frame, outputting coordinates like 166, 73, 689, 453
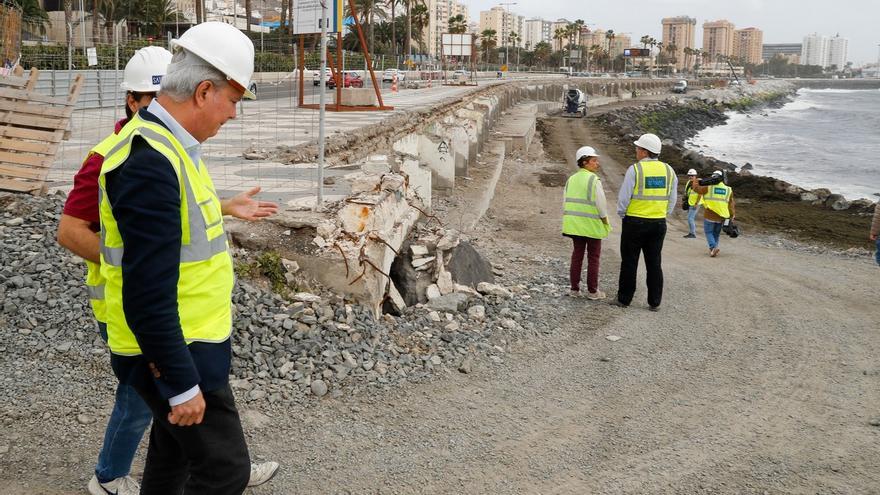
633, 133, 662, 155
576, 146, 600, 161
687, 168, 697, 176
120, 46, 172, 92
171, 22, 256, 99
712, 170, 723, 177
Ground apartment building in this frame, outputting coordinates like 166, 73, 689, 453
733, 27, 763, 65
661, 15, 696, 70
702, 19, 735, 60
522, 18, 552, 49
425, 0, 469, 58
762, 43, 801, 64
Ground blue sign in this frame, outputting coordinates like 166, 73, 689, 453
645, 177, 667, 189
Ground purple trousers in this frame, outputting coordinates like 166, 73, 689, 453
569, 235, 602, 293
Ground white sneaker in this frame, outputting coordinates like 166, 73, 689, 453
248, 461, 280, 487
587, 290, 606, 300
88, 475, 140, 495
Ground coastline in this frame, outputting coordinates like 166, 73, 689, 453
591, 82, 875, 251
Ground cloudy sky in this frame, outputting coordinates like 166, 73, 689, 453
465, 0, 879, 65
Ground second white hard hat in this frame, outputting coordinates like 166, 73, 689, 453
712, 170, 723, 177
576, 146, 600, 161
172, 22, 256, 99
687, 168, 697, 176
120, 46, 172, 92
633, 133, 662, 155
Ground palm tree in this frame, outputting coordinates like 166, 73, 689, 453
448, 14, 466, 34
553, 27, 565, 53
507, 31, 520, 67
403, 0, 426, 63
244, 0, 251, 32
588, 43, 602, 72
480, 29, 497, 63
410, 2, 428, 53
665, 43, 677, 73
532, 41, 551, 68
682, 46, 693, 73
385, 0, 398, 60
605, 30, 615, 71
347, 0, 387, 56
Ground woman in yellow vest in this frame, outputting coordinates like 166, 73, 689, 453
562, 146, 612, 299
683, 168, 703, 238
690, 170, 736, 257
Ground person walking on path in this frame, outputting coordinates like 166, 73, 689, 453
870, 199, 880, 266
690, 170, 736, 258
562, 146, 612, 300
683, 168, 702, 238
57, 47, 167, 495
97, 22, 279, 494
614, 133, 677, 311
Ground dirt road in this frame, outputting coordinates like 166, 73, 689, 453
3, 106, 878, 495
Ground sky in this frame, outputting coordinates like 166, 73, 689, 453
465, 0, 880, 65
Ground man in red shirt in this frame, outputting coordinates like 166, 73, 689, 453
57, 46, 280, 495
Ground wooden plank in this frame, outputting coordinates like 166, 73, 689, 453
25, 68, 39, 92
0, 137, 55, 155
0, 125, 65, 143
0, 177, 40, 193
0, 151, 52, 168
0, 164, 48, 180
0, 112, 70, 132
67, 74, 85, 104
0, 87, 74, 107
0, 75, 30, 88
0, 99, 73, 119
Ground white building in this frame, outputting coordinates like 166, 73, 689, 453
801, 33, 828, 67
425, 0, 469, 58
522, 18, 551, 50
826, 34, 848, 69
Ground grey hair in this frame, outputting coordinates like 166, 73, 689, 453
159, 49, 228, 102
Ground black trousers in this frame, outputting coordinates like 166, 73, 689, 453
617, 216, 667, 307
134, 383, 251, 495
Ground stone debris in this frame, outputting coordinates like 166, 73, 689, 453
606, 335, 622, 342
0, 192, 540, 409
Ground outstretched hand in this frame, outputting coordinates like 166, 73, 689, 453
222, 186, 278, 221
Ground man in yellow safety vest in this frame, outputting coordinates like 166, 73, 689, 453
614, 133, 678, 311
690, 170, 736, 257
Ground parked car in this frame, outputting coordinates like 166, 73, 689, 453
382, 68, 407, 82
672, 80, 688, 93
312, 67, 331, 86
327, 72, 364, 89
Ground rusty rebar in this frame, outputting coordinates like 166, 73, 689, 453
332, 242, 350, 278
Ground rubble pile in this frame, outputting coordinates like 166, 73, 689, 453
0, 192, 539, 410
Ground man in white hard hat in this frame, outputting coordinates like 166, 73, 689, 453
682, 168, 703, 238
689, 170, 736, 257
57, 46, 169, 495
562, 146, 611, 299
614, 133, 677, 311
96, 22, 278, 494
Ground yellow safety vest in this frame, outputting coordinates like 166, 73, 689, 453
97, 114, 233, 356
82, 135, 121, 324
562, 169, 610, 239
703, 183, 732, 219
626, 159, 673, 219
685, 182, 702, 207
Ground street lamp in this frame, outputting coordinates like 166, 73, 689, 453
498, 2, 517, 69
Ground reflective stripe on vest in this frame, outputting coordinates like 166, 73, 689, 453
82, 134, 120, 325
98, 115, 233, 356
703, 183, 732, 218
626, 160, 672, 219
562, 170, 610, 239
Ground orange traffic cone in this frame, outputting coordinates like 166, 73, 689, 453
391, 74, 398, 93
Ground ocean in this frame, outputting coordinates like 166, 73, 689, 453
687, 88, 880, 200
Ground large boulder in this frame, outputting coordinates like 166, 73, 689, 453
427, 293, 470, 313
825, 194, 850, 211
445, 241, 494, 289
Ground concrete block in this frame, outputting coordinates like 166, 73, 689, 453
340, 88, 378, 106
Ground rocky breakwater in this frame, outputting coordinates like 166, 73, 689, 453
594, 81, 875, 249
0, 191, 540, 415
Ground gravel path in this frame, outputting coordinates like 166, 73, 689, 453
1, 102, 878, 494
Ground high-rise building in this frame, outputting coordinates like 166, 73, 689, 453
478, 6, 520, 48
550, 19, 571, 52
762, 43, 802, 64
522, 18, 552, 50
426, 0, 469, 58
702, 19, 736, 60
661, 16, 697, 71
733, 27, 763, 65
801, 33, 828, 66
609, 34, 631, 58
827, 34, 848, 69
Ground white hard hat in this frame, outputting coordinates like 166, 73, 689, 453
712, 170, 723, 177
172, 22, 256, 99
576, 146, 600, 161
633, 133, 662, 154
687, 168, 697, 176
120, 46, 172, 92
